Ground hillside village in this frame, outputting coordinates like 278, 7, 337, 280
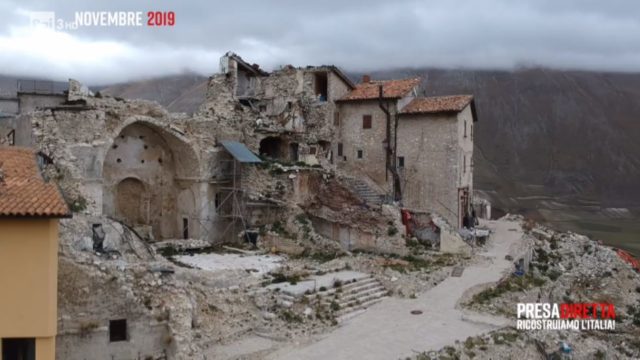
0, 53, 639, 359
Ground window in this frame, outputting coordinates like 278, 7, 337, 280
333, 111, 340, 126
470, 123, 473, 141
109, 319, 128, 342
362, 115, 372, 129
2, 338, 35, 360
397, 156, 405, 168
182, 218, 189, 239
357, 150, 363, 159
337, 143, 343, 157
463, 155, 466, 174
314, 72, 328, 101
464, 120, 467, 138
7, 129, 15, 146
215, 192, 221, 209
309, 146, 317, 155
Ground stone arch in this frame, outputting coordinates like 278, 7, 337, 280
105, 118, 200, 178
103, 121, 200, 240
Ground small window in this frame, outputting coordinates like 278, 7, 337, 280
109, 319, 128, 342
463, 155, 466, 174
215, 192, 222, 209
337, 143, 343, 157
362, 115, 372, 129
357, 150, 363, 159
398, 156, 405, 168
464, 120, 467, 138
7, 129, 15, 146
182, 218, 189, 239
334, 111, 340, 126
470, 124, 473, 140
2, 338, 35, 360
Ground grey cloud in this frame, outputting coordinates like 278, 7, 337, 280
1, 0, 640, 84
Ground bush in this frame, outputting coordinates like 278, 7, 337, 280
295, 213, 309, 225
547, 269, 562, 281
270, 272, 301, 284
330, 301, 340, 311
310, 252, 341, 263
280, 310, 302, 323
69, 195, 88, 212
271, 221, 288, 236
469, 274, 545, 305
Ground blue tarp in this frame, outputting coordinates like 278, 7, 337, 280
220, 141, 262, 163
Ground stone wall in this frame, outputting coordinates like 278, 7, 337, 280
25, 93, 224, 242
397, 113, 460, 227
457, 105, 474, 192
336, 100, 394, 187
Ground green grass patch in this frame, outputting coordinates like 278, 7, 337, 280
469, 274, 546, 305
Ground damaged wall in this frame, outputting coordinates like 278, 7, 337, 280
24, 88, 227, 242
103, 121, 201, 240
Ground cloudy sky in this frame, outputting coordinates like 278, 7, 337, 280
1, 0, 639, 84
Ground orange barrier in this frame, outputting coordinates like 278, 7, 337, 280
616, 249, 640, 272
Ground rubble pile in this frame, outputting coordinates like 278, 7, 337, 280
415, 326, 630, 360
455, 219, 640, 359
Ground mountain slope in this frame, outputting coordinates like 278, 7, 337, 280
101, 73, 207, 113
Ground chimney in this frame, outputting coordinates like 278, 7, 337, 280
362, 74, 371, 83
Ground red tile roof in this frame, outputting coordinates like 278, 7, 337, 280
0, 147, 70, 217
340, 78, 421, 101
400, 95, 474, 115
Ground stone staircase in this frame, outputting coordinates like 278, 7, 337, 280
344, 177, 385, 206
309, 275, 388, 322
269, 272, 388, 323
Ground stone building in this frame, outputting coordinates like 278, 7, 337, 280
9, 52, 476, 251
336, 77, 420, 188
0, 53, 481, 359
336, 76, 477, 227
397, 95, 477, 227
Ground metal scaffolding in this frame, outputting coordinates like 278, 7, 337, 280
213, 141, 262, 242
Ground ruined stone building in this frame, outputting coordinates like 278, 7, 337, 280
3, 52, 477, 248
0, 52, 481, 359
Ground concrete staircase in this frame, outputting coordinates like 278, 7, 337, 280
310, 276, 388, 322
344, 177, 385, 206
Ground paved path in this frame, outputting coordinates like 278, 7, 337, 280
268, 219, 524, 360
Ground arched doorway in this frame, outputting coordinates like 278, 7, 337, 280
116, 177, 146, 225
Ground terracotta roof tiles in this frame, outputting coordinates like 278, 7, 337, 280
0, 147, 70, 217
340, 78, 421, 101
400, 95, 474, 115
